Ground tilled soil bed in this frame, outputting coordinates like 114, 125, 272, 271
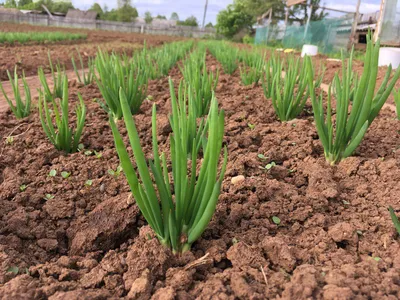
0, 22, 181, 81
0, 53, 400, 299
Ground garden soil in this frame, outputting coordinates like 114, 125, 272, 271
0, 49, 400, 299
0, 23, 180, 81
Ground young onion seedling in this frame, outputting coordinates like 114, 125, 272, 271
0, 67, 31, 119
262, 54, 283, 99
240, 66, 261, 86
389, 206, 400, 235
72, 51, 95, 86
239, 53, 265, 86
48, 52, 67, 99
268, 56, 310, 121
394, 89, 400, 120
169, 78, 209, 156
181, 51, 219, 117
95, 50, 148, 120
110, 88, 227, 253
306, 33, 400, 164
208, 42, 238, 74
38, 75, 86, 153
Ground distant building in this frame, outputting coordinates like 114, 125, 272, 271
337, 11, 380, 48
66, 9, 97, 21
20, 9, 46, 15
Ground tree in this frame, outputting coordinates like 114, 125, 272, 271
104, 9, 118, 21
235, 0, 327, 25
103, 3, 138, 22
295, 0, 328, 24
117, 0, 131, 8
51, 1, 73, 13
170, 12, 179, 21
233, 0, 289, 25
15, 0, 75, 14
4, 0, 17, 8
89, 3, 104, 19
205, 22, 213, 28
156, 14, 166, 19
178, 15, 198, 27
144, 11, 153, 24
216, 3, 253, 38
117, 3, 138, 22
18, 0, 32, 7
216, 0, 328, 39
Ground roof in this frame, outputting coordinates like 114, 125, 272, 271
0, 7, 24, 15
357, 23, 376, 31
358, 11, 379, 24
66, 9, 97, 20
20, 10, 44, 14
337, 23, 376, 33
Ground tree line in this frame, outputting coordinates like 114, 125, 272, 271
2, 0, 208, 26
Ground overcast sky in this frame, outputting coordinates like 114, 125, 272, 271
70, 0, 382, 24
68, 0, 231, 25
0, 0, 383, 24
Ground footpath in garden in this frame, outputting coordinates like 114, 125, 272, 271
0, 69, 82, 112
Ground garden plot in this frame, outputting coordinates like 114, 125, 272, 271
0, 35, 400, 299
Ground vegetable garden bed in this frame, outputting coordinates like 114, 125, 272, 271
0, 37, 400, 299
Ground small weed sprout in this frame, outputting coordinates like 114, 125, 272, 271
272, 216, 281, 225
389, 206, 400, 235
44, 194, 54, 200
108, 165, 123, 177
61, 171, 71, 179
248, 123, 255, 130
5, 136, 14, 145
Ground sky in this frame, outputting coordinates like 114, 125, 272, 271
70, 0, 232, 25
0, 0, 384, 24
71, 0, 383, 24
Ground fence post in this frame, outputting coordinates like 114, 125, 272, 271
303, 4, 313, 40
374, 0, 385, 43
347, 0, 361, 51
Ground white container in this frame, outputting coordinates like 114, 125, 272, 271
378, 47, 400, 69
301, 44, 318, 57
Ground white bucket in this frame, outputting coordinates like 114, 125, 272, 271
378, 47, 400, 69
301, 45, 318, 57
